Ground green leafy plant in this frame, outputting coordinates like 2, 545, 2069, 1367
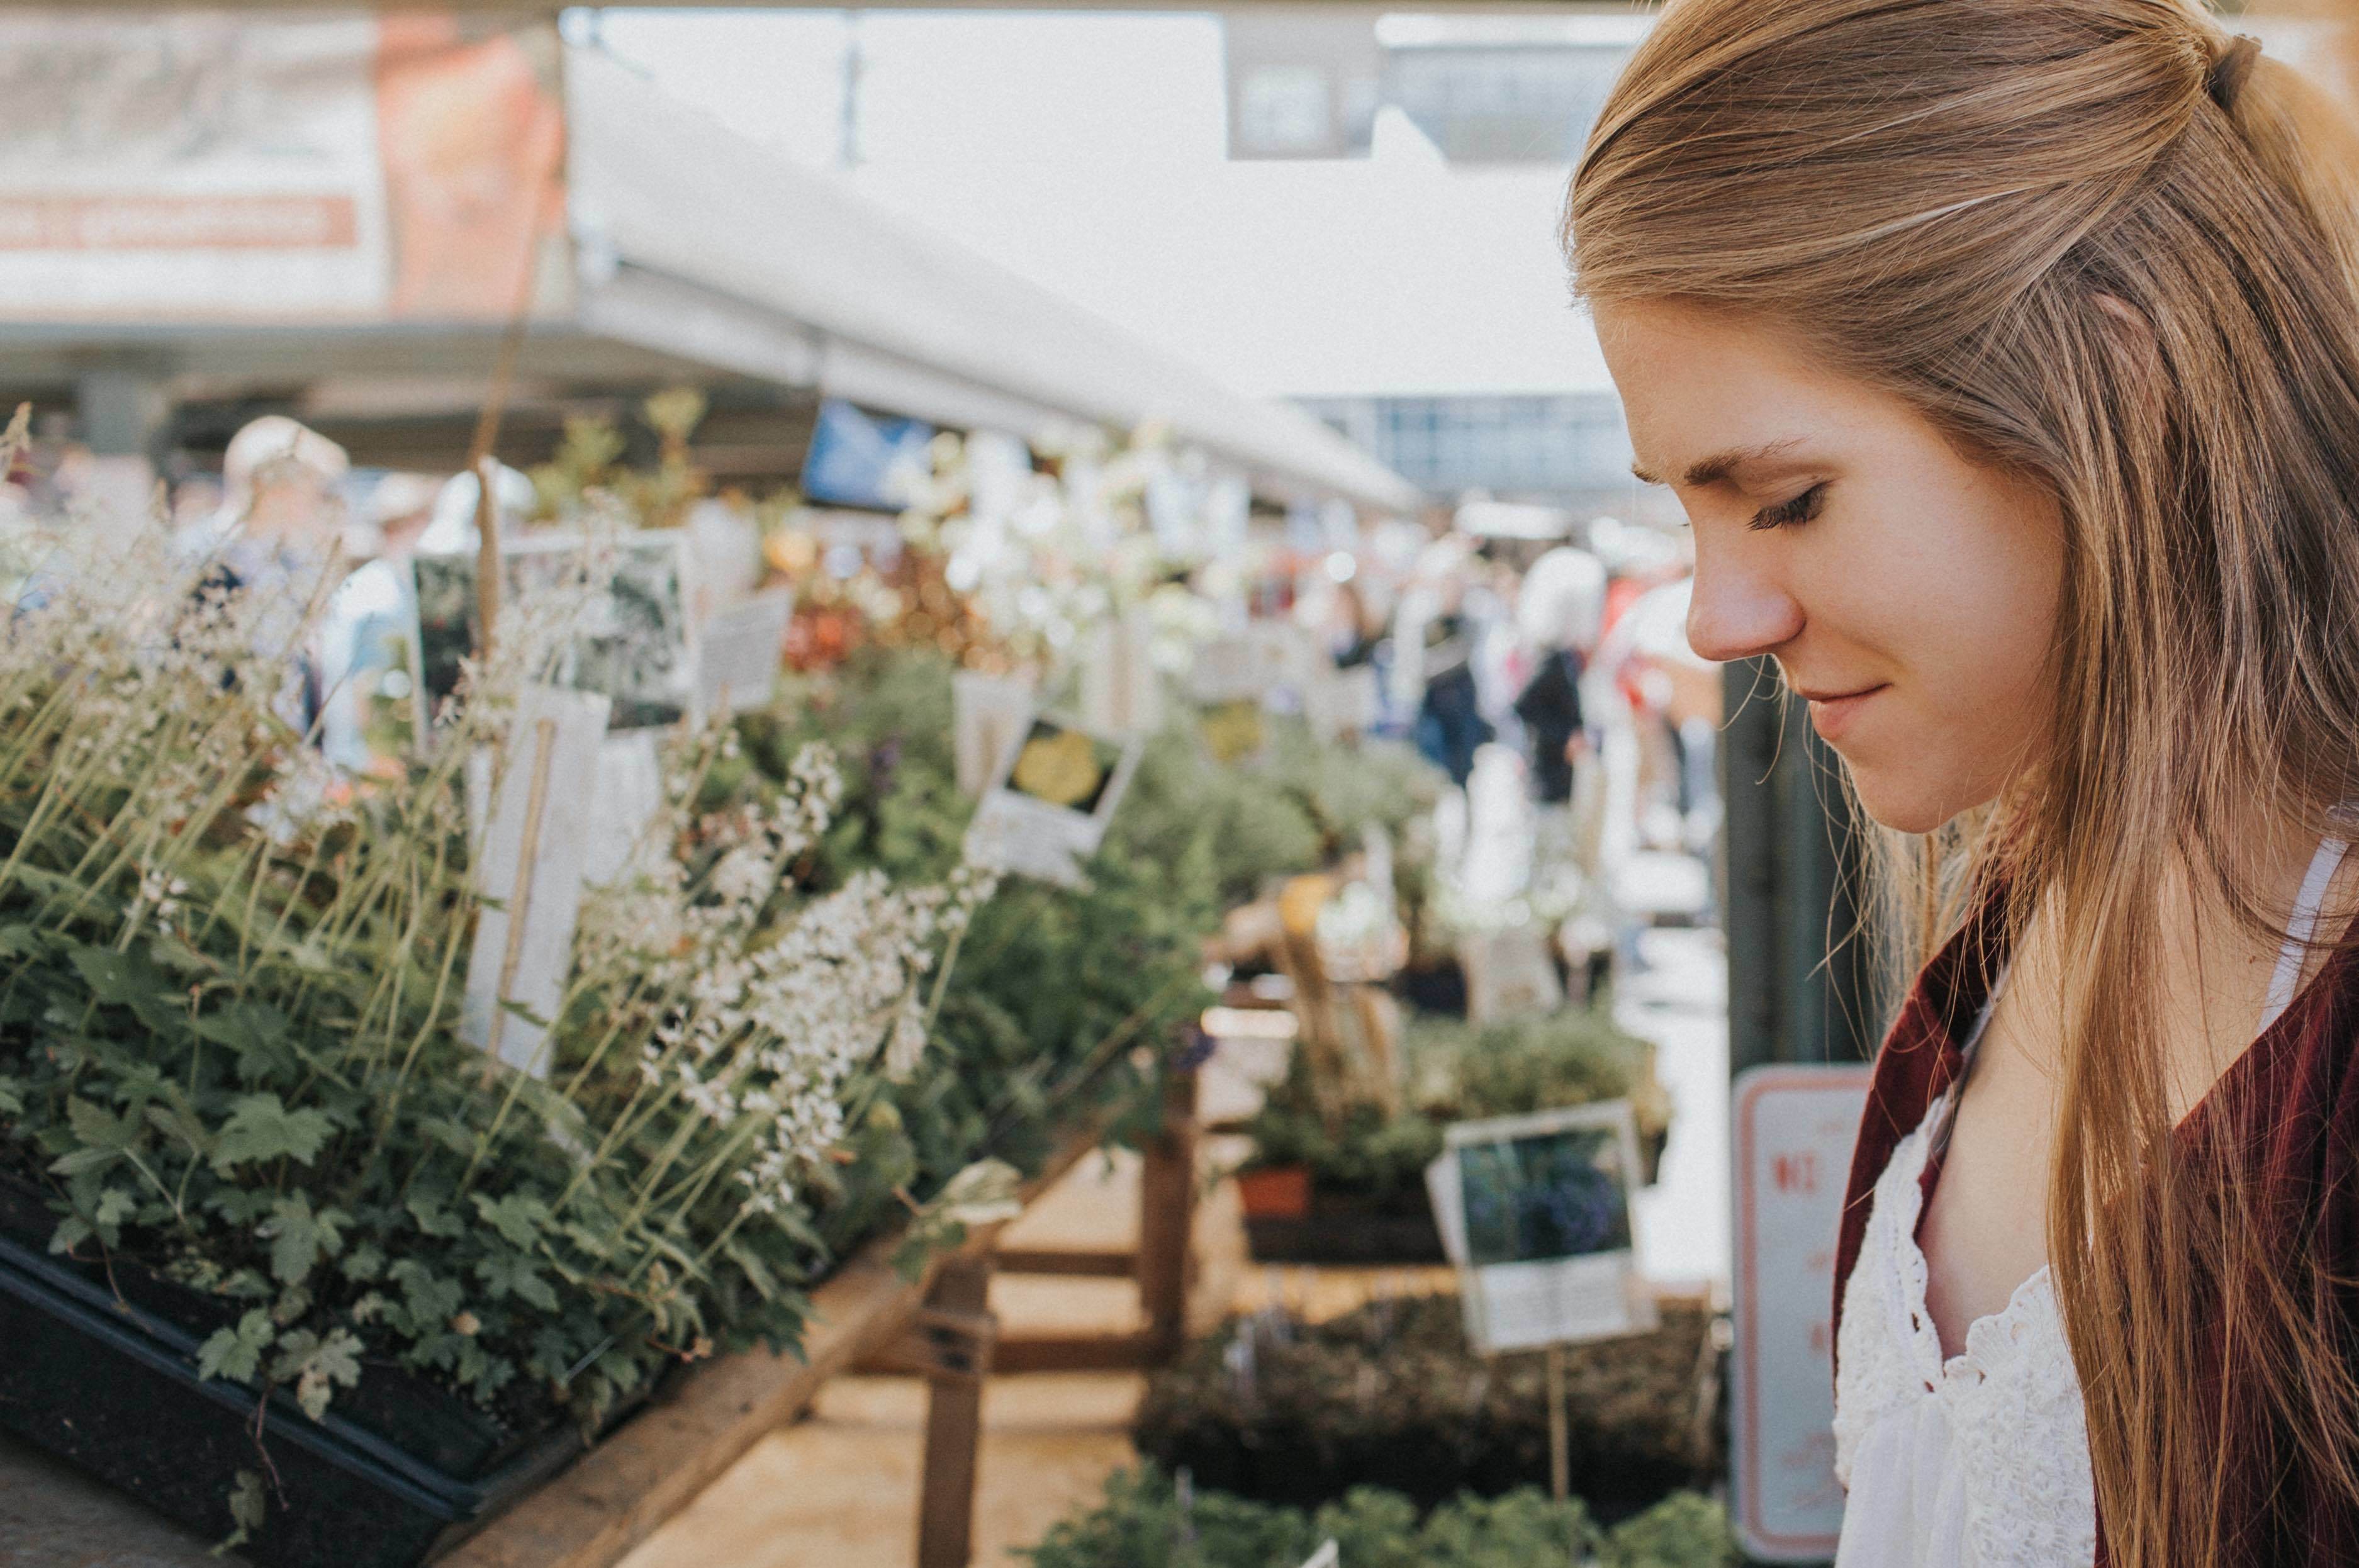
1016, 1464, 1735, 1568
1240, 1005, 1669, 1201
1133, 1295, 1721, 1519
0, 491, 990, 1537
722, 651, 1449, 1221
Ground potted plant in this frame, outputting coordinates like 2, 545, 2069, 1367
1235, 1006, 1670, 1265
0, 486, 993, 1564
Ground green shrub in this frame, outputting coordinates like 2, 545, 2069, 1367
731, 652, 1450, 1220
1133, 1295, 1720, 1518
1016, 1464, 1734, 1568
1240, 1005, 1668, 1199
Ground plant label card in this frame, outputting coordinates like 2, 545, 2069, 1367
1189, 634, 1264, 705
1459, 929, 1564, 1026
583, 729, 664, 888
1304, 663, 1381, 744
462, 686, 611, 1077
963, 714, 1141, 889
1299, 1542, 1340, 1568
693, 587, 793, 717
1250, 621, 1322, 708
1426, 1101, 1657, 1356
684, 497, 765, 619
951, 668, 1038, 798
411, 529, 694, 742
1080, 604, 1160, 736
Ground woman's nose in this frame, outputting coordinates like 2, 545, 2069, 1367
1685, 552, 1804, 664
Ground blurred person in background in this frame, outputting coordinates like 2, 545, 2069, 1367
1512, 544, 1606, 809
319, 473, 440, 773
182, 414, 353, 578
176, 415, 355, 744
1393, 536, 1493, 787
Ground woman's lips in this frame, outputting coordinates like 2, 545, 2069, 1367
1798, 683, 1888, 743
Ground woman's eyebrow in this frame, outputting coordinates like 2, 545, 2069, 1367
1630, 436, 1809, 488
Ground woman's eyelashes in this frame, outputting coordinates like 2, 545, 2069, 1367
1749, 481, 1828, 532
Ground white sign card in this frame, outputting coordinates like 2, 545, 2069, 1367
1299, 1542, 1340, 1568
583, 729, 664, 888
1303, 663, 1380, 745
1079, 604, 1160, 736
1425, 1100, 1657, 1356
1459, 928, 1564, 1026
462, 686, 610, 1076
1251, 621, 1323, 710
1730, 1064, 1873, 1562
683, 498, 764, 619
693, 587, 793, 717
951, 668, 1037, 798
963, 714, 1143, 889
1189, 634, 1265, 705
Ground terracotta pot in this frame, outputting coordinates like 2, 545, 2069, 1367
1235, 1165, 1312, 1221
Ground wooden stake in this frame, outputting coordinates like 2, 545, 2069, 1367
462, 176, 557, 661
1138, 1065, 1200, 1362
485, 715, 559, 1068
1545, 1343, 1569, 1504
915, 1253, 995, 1568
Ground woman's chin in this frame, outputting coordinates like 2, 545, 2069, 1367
1847, 766, 1959, 836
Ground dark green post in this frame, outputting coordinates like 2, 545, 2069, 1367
1722, 656, 1882, 1073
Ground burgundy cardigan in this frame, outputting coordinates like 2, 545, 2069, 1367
1829, 905, 2359, 1565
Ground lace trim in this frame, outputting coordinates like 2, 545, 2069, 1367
1833, 1096, 2097, 1566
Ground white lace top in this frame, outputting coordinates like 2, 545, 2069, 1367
1830, 831, 2351, 1568
1830, 1087, 2095, 1568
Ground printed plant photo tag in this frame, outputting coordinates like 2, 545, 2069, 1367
1425, 1100, 1658, 1357
963, 713, 1143, 889
1197, 697, 1269, 767
410, 529, 694, 742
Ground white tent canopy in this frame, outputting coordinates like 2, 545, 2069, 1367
565, 46, 1421, 513
0, 16, 1420, 515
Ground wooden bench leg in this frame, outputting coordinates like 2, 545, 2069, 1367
1138, 1067, 1199, 1363
914, 1255, 995, 1568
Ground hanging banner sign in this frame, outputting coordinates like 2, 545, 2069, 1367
0, 9, 568, 322
1730, 1063, 1873, 1562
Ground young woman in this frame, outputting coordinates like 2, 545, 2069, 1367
1567, 2, 2359, 1563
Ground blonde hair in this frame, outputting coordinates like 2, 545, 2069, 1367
1569, 2, 2359, 1560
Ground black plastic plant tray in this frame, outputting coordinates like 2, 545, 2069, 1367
0, 1224, 588, 1567
1243, 1206, 1446, 1265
